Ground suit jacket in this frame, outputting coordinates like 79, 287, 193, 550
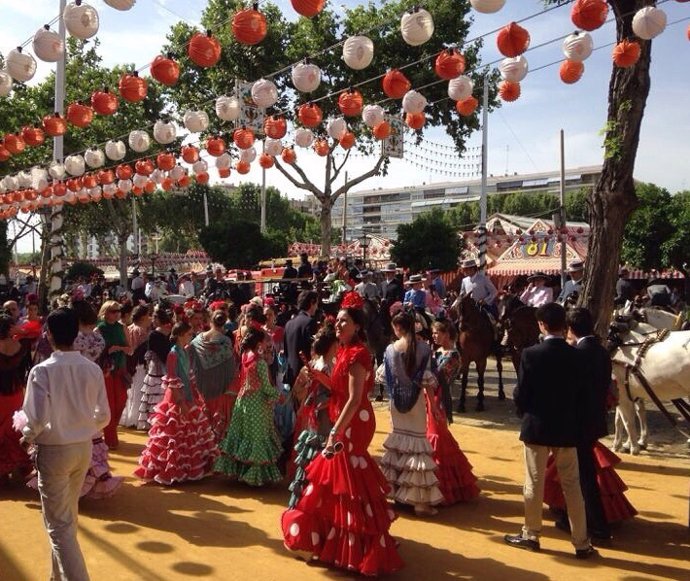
383, 278, 405, 303
283, 310, 316, 386
513, 337, 583, 447
575, 336, 611, 442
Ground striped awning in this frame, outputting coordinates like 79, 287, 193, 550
626, 269, 685, 280
488, 258, 564, 276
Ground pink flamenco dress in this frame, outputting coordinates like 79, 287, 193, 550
134, 344, 218, 485
282, 341, 404, 577
544, 441, 637, 523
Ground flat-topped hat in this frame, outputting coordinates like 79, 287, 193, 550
460, 259, 477, 269
527, 271, 549, 282
382, 262, 397, 272
568, 260, 584, 272
408, 274, 426, 284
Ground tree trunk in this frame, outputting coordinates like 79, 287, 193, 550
578, 0, 651, 338
48, 206, 64, 302
118, 234, 129, 293
320, 199, 333, 259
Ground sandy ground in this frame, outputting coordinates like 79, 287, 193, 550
1, 367, 689, 581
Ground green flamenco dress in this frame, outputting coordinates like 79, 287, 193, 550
214, 351, 282, 486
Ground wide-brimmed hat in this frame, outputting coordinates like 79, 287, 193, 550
527, 271, 549, 282
568, 260, 584, 272
408, 274, 426, 284
460, 259, 477, 269
381, 262, 397, 273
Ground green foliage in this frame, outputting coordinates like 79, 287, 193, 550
65, 261, 103, 282
198, 220, 276, 268
661, 190, 690, 271
391, 208, 462, 272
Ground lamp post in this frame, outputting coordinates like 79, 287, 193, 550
359, 234, 370, 265
150, 254, 158, 279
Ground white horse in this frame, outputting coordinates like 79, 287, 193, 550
635, 307, 685, 331
610, 321, 690, 454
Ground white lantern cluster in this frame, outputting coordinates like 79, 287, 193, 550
562, 31, 593, 62
84, 148, 105, 168
292, 62, 321, 93
402, 90, 427, 114
400, 8, 434, 47
264, 138, 283, 156
6, 47, 37, 83
499, 56, 529, 83
49, 161, 66, 180
215, 153, 233, 171
448, 75, 474, 101
105, 139, 126, 161
632, 6, 667, 40
469, 0, 506, 14
153, 119, 177, 144
240, 147, 257, 163
128, 130, 151, 153
63, 1, 100, 40
183, 110, 210, 133
294, 127, 315, 148
104, 0, 136, 10
65, 154, 86, 176
216, 95, 241, 122
32, 25, 64, 63
0, 71, 12, 97
326, 117, 348, 140
342, 36, 374, 70
251, 78, 279, 109
362, 104, 385, 128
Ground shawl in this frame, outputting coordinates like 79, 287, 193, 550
189, 333, 237, 401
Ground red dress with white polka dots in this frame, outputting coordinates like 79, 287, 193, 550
281, 341, 404, 576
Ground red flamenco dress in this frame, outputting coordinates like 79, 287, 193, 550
544, 441, 637, 523
135, 345, 218, 485
282, 341, 404, 577
0, 345, 31, 479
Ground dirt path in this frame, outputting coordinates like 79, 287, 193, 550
2, 384, 688, 581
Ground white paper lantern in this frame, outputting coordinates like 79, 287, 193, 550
32, 26, 64, 63
150, 169, 165, 184
342, 36, 374, 70
153, 119, 177, 144
117, 179, 132, 194
400, 8, 434, 47
105, 139, 126, 161
63, 1, 100, 40
31, 167, 49, 191
362, 104, 385, 129
90, 187, 102, 201
84, 148, 105, 168
17, 171, 32, 188
102, 183, 117, 196
402, 90, 427, 114
326, 117, 348, 140
499, 56, 529, 83
63, 191, 76, 204
170, 165, 186, 181
48, 161, 66, 180
294, 128, 315, 148
128, 130, 150, 153
562, 31, 593, 62
264, 138, 283, 157
2, 176, 18, 191
104, 0, 136, 10
632, 6, 667, 40
447, 75, 474, 102
132, 173, 148, 188
215, 95, 241, 122
292, 62, 321, 93
65, 154, 86, 176
0, 71, 12, 97
469, 0, 506, 14
184, 110, 210, 133
251, 78, 279, 109
192, 160, 208, 174
6, 48, 37, 83
240, 147, 257, 163
215, 153, 233, 170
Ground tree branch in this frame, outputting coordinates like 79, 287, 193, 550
331, 155, 386, 203
273, 159, 324, 200
331, 149, 352, 185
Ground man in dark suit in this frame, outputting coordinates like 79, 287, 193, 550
559, 308, 612, 541
505, 303, 596, 559
283, 290, 318, 386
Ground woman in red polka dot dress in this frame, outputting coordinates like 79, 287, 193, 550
282, 292, 404, 576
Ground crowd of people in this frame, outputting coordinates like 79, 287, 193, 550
0, 253, 653, 580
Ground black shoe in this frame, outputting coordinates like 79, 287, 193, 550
554, 518, 571, 534
590, 530, 612, 545
575, 546, 598, 560
504, 533, 540, 552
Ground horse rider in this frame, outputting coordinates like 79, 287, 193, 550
520, 272, 554, 307
557, 260, 584, 304
403, 274, 427, 310
427, 268, 446, 299
457, 259, 498, 319
379, 262, 405, 303
355, 270, 380, 301
646, 277, 672, 308
614, 268, 636, 307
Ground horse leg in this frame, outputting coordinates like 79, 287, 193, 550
457, 364, 469, 413
616, 396, 641, 455
475, 360, 486, 412
613, 407, 624, 452
635, 399, 648, 450
495, 347, 505, 400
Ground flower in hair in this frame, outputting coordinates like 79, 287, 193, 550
341, 291, 364, 310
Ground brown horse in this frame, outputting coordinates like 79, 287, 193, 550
497, 293, 540, 371
457, 296, 505, 412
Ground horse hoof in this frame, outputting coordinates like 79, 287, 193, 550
456, 403, 466, 413
475, 401, 485, 412
638, 442, 648, 450
498, 391, 506, 401
631, 448, 640, 456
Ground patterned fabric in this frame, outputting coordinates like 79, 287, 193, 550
73, 331, 105, 363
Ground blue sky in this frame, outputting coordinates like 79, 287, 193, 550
1, 0, 689, 208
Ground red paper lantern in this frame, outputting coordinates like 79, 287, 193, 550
571, 0, 609, 32
42, 113, 67, 137
91, 88, 119, 116
150, 54, 180, 86
405, 112, 425, 130
188, 31, 222, 67
281, 147, 297, 164
339, 131, 355, 149
297, 103, 323, 128
66, 177, 82, 192
236, 160, 251, 174
116, 164, 133, 180
218, 167, 231, 178
21, 126, 45, 147
455, 95, 478, 116
3, 134, 25, 155
177, 174, 191, 188
161, 177, 174, 191
338, 89, 363, 117
195, 171, 210, 184
41, 185, 54, 198
313, 139, 330, 157
156, 153, 176, 171
144, 181, 156, 194
559, 60, 584, 84
612, 39, 641, 68
233, 127, 255, 150
206, 136, 226, 157
434, 49, 466, 80
264, 116, 287, 139
0, 146, 11, 162
382, 69, 411, 99
53, 182, 67, 197
498, 80, 521, 102
83, 174, 98, 189
259, 153, 274, 169
66, 102, 94, 128
372, 121, 392, 140
291, 0, 325, 18
135, 159, 155, 176
131, 186, 144, 197
232, 7, 268, 46
118, 72, 148, 103
181, 145, 200, 164
98, 169, 115, 185
497, 22, 530, 58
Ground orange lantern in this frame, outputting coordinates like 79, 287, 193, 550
571, 0, 609, 32
372, 121, 392, 140
233, 127, 255, 150
339, 131, 355, 150
313, 139, 329, 157
21, 126, 45, 147
281, 147, 297, 164
181, 145, 200, 164
338, 89, 363, 117
297, 103, 322, 128
156, 152, 176, 171
98, 169, 115, 185
177, 174, 191, 188
497, 22, 530, 58
66, 177, 82, 192
612, 39, 641, 68
188, 31, 222, 68
291, 0, 325, 18
131, 186, 144, 197
559, 60, 584, 84
40, 185, 54, 198
206, 136, 227, 157
434, 49, 466, 80
91, 88, 119, 116
114, 188, 127, 200
259, 153, 274, 169
3, 134, 25, 155
150, 54, 180, 86
264, 116, 287, 139
455, 95, 478, 116
118, 71, 148, 103
116, 164, 134, 180
218, 167, 231, 178
232, 7, 268, 46
236, 160, 251, 174
83, 174, 98, 189
135, 159, 155, 176
161, 177, 174, 191
382, 69, 411, 99
144, 181, 156, 194
53, 182, 67, 197
498, 80, 521, 101
0, 145, 10, 162
195, 171, 210, 184
405, 112, 425, 130
66, 102, 94, 128
42, 113, 67, 137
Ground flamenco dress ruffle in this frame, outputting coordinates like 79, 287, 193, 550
544, 441, 637, 523
134, 379, 218, 486
0, 391, 31, 478
137, 373, 165, 431
120, 364, 146, 428
425, 392, 480, 504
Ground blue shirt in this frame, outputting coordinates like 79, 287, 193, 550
404, 288, 427, 309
